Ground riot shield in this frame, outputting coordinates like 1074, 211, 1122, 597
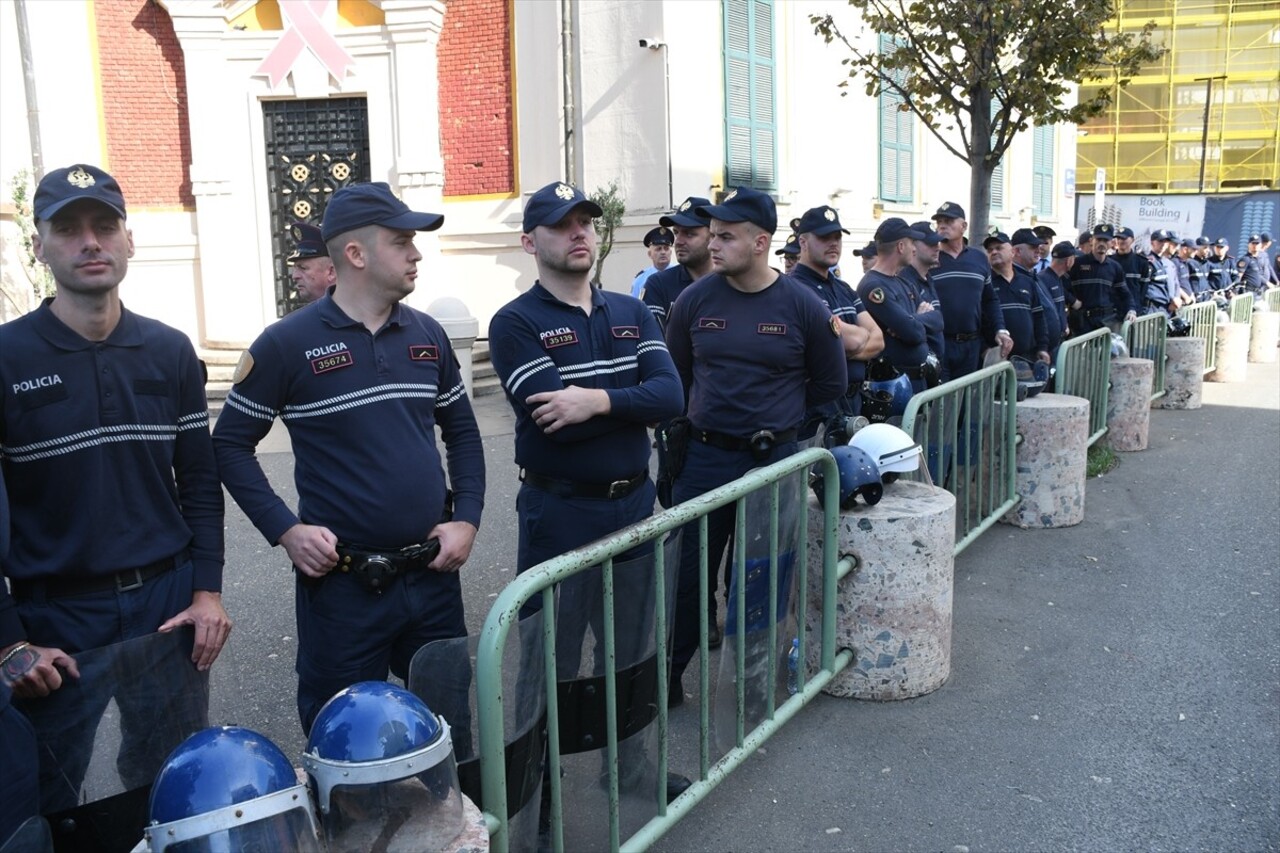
0, 818, 52, 853
15, 628, 209, 853
408, 611, 546, 853
715, 469, 807, 753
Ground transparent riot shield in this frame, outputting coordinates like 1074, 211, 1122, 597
14, 628, 209, 853
550, 533, 680, 853
408, 611, 546, 853
716, 469, 807, 753
0, 818, 53, 853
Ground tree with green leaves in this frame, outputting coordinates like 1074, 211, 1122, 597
589, 181, 626, 286
811, 0, 1163, 240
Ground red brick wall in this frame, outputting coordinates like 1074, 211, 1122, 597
438, 0, 515, 197
94, 0, 194, 208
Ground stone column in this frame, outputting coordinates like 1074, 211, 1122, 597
1000, 393, 1089, 529
1207, 323, 1249, 382
805, 482, 956, 700
1105, 358, 1153, 452
1159, 337, 1205, 409
1248, 310, 1278, 363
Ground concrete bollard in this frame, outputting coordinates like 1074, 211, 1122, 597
1248, 310, 1278, 363
429, 297, 480, 397
804, 481, 956, 700
1000, 393, 1089, 529
1104, 358, 1153, 452
1206, 323, 1249, 382
1160, 337, 1205, 409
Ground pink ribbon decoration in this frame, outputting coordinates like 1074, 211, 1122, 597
254, 0, 355, 88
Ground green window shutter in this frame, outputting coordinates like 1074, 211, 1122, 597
877, 34, 913, 203
989, 100, 1004, 212
723, 0, 776, 190
1032, 125, 1055, 218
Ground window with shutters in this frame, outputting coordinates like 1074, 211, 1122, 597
877, 35, 913, 203
989, 100, 1005, 213
723, 0, 776, 191
1032, 125, 1055, 218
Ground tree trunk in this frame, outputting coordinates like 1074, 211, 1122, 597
967, 96, 993, 243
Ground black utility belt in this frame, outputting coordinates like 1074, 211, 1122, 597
333, 540, 441, 593
1084, 306, 1112, 317
945, 331, 980, 342
691, 426, 797, 456
11, 550, 189, 600
520, 469, 647, 500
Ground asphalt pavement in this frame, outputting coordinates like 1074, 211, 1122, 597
208, 359, 1279, 852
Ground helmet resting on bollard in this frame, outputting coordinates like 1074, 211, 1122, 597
811, 445, 883, 509
847, 422, 929, 486
1109, 333, 1129, 359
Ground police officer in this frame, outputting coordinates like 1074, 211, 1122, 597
1174, 239, 1197, 300
1111, 227, 1151, 315
1237, 235, 1269, 295
1205, 238, 1229, 294
664, 187, 846, 703
1187, 237, 1211, 300
927, 201, 1012, 380
0, 165, 230, 807
857, 218, 937, 392
855, 241, 878, 275
1031, 225, 1056, 274
212, 182, 485, 732
1211, 238, 1240, 292
792, 205, 884, 432
642, 196, 714, 329
1036, 241, 1077, 361
902, 221, 947, 368
631, 226, 674, 297
288, 221, 336, 304
774, 232, 800, 274
1069, 223, 1133, 331
988, 231, 1050, 364
1259, 231, 1280, 288
1146, 229, 1185, 314
1077, 230, 1094, 255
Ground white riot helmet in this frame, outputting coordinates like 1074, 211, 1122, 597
848, 423, 932, 486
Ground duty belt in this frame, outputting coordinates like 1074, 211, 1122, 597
333, 539, 442, 593
691, 426, 797, 456
11, 550, 189, 600
945, 331, 980, 342
520, 468, 647, 500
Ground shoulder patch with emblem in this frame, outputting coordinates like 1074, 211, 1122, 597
868, 287, 885, 304
830, 315, 841, 336
232, 351, 254, 384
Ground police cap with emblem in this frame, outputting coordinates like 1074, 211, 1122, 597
1261, 232, 1273, 242
1092, 223, 1116, 239
1051, 241, 1077, 259
982, 231, 1011, 249
910, 221, 943, 247
521, 182, 603, 233
1195, 236, 1210, 247
322, 182, 444, 241
774, 233, 801, 257
931, 201, 966, 221
697, 187, 777, 234
34, 164, 127, 221
643, 226, 673, 248
1248, 234, 1261, 244
1010, 228, 1044, 247
1115, 226, 1135, 239
288, 221, 328, 261
659, 196, 712, 229
853, 241, 878, 258
795, 205, 849, 237
1032, 225, 1057, 240
1214, 238, 1228, 247
875, 218, 925, 243
1180, 238, 1196, 249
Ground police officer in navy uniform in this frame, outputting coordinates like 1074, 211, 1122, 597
774, 232, 800, 274
1031, 225, 1056, 274
987, 231, 1051, 364
1237, 235, 1269, 295
1187, 237, 1211, 300
0, 165, 230, 810
1035, 241, 1076, 362
901, 221, 947, 368
213, 182, 485, 732
1210, 238, 1239, 292
664, 188, 846, 704
857, 218, 937, 392
1205, 238, 1229, 294
631, 226, 674, 297
855, 240, 878, 275
1111, 227, 1151, 316
792, 205, 884, 433
1259, 232, 1280, 288
1068, 223, 1134, 331
642, 196, 714, 329
288, 221, 335, 304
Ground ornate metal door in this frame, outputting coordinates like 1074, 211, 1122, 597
263, 97, 371, 316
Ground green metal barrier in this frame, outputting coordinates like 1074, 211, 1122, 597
1121, 312, 1168, 403
1054, 327, 1111, 446
1229, 293, 1254, 324
474, 449, 855, 852
1267, 290, 1280, 312
899, 361, 1018, 556
1177, 301, 1218, 374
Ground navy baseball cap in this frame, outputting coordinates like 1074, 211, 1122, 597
1180, 238, 1196, 249
1248, 233, 1261, 243
1078, 231, 1093, 244
982, 231, 1011, 249
875, 217, 925, 243
1092, 223, 1115, 239
910, 221, 943, 247
1115, 227, 1135, 239
34, 164, 127, 221
1195, 236, 1210, 247
1010, 228, 1044, 247
795, 205, 849, 237
1033, 225, 1057, 240
322, 182, 443, 241
660, 196, 712, 229
1051, 241, 1077, 259
853, 241, 878, 258
931, 201, 965, 221
774, 233, 800, 256
288, 221, 328, 261
521, 181, 602, 233
643, 226, 673, 247
1214, 238, 1228, 247
1261, 232, 1273, 242
697, 187, 777, 234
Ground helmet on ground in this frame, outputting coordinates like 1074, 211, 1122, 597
1109, 333, 1129, 359
143, 727, 321, 853
1167, 315, 1191, 337
811, 445, 883, 509
848, 422, 928, 485
861, 374, 913, 424
304, 682, 462, 850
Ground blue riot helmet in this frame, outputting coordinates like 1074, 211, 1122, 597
861, 373, 913, 425
141, 727, 321, 853
303, 681, 463, 851
1167, 315, 1191, 337
811, 445, 883, 509
1010, 356, 1049, 398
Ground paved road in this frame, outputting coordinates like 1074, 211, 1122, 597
206, 360, 1279, 851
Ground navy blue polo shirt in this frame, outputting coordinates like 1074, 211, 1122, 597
0, 300, 223, 646
900, 265, 946, 364
1069, 254, 1130, 317
1237, 253, 1267, 292
488, 284, 683, 482
995, 266, 1049, 359
1186, 256, 1209, 296
1112, 251, 1151, 315
212, 295, 484, 549
641, 263, 697, 329
929, 245, 1005, 344
791, 261, 869, 385
665, 273, 847, 435
1034, 267, 1068, 349
857, 269, 930, 370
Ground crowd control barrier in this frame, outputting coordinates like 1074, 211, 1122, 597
1266, 290, 1280, 312
1121, 312, 1167, 403
1229, 293, 1255, 324
1178, 301, 1219, 374
1054, 327, 1112, 446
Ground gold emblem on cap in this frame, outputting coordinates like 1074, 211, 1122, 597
555, 183, 575, 201
67, 167, 96, 189
679, 200, 691, 212
824, 208, 836, 221
291, 225, 303, 240
724, 190, 738, 201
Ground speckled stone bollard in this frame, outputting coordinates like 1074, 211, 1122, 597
1207, 323, 1249, 382
1000, 393, 1089, 529
1159, 337, 1205, 409
1248, 310, 1278, 363
804, 481, 956, 700
1104, 358, 1153, 452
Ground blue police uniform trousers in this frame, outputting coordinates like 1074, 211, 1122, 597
941, 337, 983, 383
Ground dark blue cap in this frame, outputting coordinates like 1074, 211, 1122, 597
34, 164, 127, 221
853, 241, 877, 258
1214, 237, 1228, 247
321, 182, 443, 241
774, 233, 800, 256
288, 221, 328, 260
644, 226, 674, 247
1051, 241, 1076, 259
795, 205, 849, 237
983, 231, 1011, 248
1261, 232, 1273, 242
698, 187, 777, 234
931, 201, 965, 221
909, 221, 943, 247
1115, 227, 1135, 239
522, 181, 602, 233
875, 217, 925, 243
1078, 231, 1093, 244
1248, 233, 1261, 243
660, 196, 712, 229
1180, 238, 1196, 248
1195, 236, 1210, 247
1010, 228, 1044, 247
1092, 223, 1115, 239
1033, 225, 1057, 239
